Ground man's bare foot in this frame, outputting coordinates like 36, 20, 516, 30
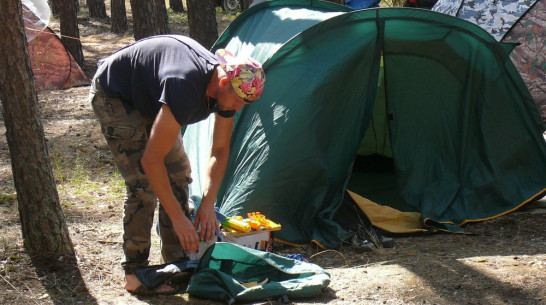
125, 274, 179, 296
125, 274, 141, 291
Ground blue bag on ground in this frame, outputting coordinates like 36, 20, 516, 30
186, 242, 330, 304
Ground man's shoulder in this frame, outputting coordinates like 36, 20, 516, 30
154, 35, 207, 50
155, 34, 193, 44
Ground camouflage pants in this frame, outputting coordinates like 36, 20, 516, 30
89, 77, 193, 274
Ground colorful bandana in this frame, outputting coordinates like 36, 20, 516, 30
215, 49, 266, 103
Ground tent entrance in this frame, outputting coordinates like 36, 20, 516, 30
347, 61, 417, 213
348, 155, 418, 212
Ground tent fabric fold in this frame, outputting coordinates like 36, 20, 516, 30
346, 190, 425, 234
186, 1, 546, 249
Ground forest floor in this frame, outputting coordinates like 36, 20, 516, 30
1, 4, 546, 305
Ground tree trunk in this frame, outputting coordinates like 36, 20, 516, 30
169, 0, 185, 12
111, 0, 128, 33
50, 0, 61, 17
153, 0, 170, 34
130, 0, 156, 40
59, 0, 85, 66
87, 0, 108, 18
187, 0, 218, 49
241, 0, 252, 10
0, 0, 75, 260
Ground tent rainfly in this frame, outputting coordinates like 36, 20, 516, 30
184, 0, 546, 249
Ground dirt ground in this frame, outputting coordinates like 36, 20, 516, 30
1, 6, 546, 305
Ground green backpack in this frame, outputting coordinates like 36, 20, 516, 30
186, 242, 330, 304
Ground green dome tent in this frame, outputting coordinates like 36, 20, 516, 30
184, 0, 546, 249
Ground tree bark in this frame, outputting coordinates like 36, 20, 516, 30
153, 0, 170, 34
87, 0, 108, 18
129, 0, 156, 40
169, 0, 185, 12
241, 0, 252, 10
111, 0, 128, 33
49, 0, 61, 17
0, 0, 75, 259
59, 0, 85, 66
187, 0, 218, 49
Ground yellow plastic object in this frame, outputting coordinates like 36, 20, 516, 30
223, 227, 239, 234
222, 217, 251, 233
244, 218, 262, 230
263, 219, 281, 230
247, 212, 281, 230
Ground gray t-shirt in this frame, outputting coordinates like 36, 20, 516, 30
96, 35, 234, 126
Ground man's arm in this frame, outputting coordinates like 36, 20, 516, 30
141, 104, 199, 254
195, 113, 234, 241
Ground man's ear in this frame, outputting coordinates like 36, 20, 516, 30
219, 76, 230, 88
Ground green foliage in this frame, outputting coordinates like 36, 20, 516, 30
52, 154, 66, 184
380, 0, 407, 7
52, 152, 125, 209
216, 6, 240, 17
169, 9, 189, 25
0, 193, 16, 206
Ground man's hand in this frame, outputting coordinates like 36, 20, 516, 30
194, 203, 219, 242
173, 215, 200, 254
